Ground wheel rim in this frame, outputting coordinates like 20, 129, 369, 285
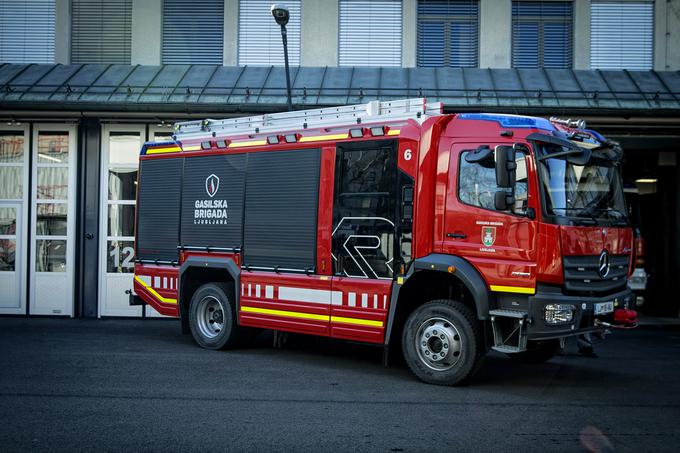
196, 295, 226, 339
415, 316, 463, 371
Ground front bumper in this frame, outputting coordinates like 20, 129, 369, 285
524, 285, 634, 340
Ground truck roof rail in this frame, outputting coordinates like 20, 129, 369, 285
172, 98, 443, 141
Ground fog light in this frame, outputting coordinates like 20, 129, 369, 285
544, 304, 575, 325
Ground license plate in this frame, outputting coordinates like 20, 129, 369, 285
594, 301, 614, 315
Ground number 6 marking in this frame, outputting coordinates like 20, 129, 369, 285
404, 149, 412, 161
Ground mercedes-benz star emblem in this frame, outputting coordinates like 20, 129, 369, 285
598, 250, 611, 279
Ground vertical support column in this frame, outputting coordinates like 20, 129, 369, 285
402, 0, 417, 68
54, 0, 71, 64
656, 0, 680, 70
479, 0, 512, 68
224, 0, 239, 66
300, 0, 339, 66
573, 0, 590, 69
132, 0, 162, 65
675, 157, 680, 316
75, 119, 101, 318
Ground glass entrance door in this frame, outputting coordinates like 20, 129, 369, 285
0, 128, 28, 314
30, 126, 76, 316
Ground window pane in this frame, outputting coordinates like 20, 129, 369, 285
109, 132, 141, 166
459, 150, 529, 214
38, 131, 69, 163
0, 239, 16, 271
108, 169, 138, 201
108, 204, 135, 237
107, 240, 135, 273
35, 239, 66, 272
36, 167, 68, 199
0, 132, 24, 163
0, 207, 17, 235
36, 203, 68, 236
0, 167, 23, 199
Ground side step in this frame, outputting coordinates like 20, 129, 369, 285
489, 309, 529, 353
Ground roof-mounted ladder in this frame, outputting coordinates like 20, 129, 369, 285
172, 98, 443, 141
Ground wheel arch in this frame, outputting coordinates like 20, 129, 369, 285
179, 256, 240, 334
384, 254, 491, 345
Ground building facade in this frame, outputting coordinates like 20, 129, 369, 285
1, 0, 679, 318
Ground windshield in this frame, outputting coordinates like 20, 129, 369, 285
535, 142, 628, 225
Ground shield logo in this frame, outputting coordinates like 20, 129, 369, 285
206, 174, 219, 198
482, 226, 496, 247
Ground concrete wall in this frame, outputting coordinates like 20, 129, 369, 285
479, 0, 511, 68
224, 0, 239, 66
656, 0, 680, 70
131, 0, 162, 65
402, 0, 417, 67
301, 0, 338, 66
54, 0, 70, 64
573, 0, 590, 70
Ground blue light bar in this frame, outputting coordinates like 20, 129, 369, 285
458, 113, 555, 131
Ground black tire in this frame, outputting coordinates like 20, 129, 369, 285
506, 340, 560, 364
402, 299, 484, 386
188, 282, 240, 350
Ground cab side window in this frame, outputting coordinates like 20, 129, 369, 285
459, 150, 528, 215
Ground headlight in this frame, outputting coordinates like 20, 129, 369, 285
544, 303, 575, 325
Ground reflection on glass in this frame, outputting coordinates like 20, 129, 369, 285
35, 239, 66, 272
36, 203, 68, 236
38, 131, 69, 163
107, 240, 135, 273
108, 204, 136, 237
0, 167, 23, 199
0, 239, 16, 271
37, 167, 69, 200
108, 169, 137, 201
109, 132, 141, 166
0, 207, 17, 235
0, 132, 24, 163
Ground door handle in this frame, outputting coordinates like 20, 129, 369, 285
447, 232, 467, 239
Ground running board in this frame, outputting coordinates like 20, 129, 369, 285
489, 309, 529, 353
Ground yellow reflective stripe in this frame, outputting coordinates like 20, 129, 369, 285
240, 305, 328, 321
240, 305, 384, 327
490, 285, 536, 295
229, 140, 267, 148
146, 146, 181, 154
387, 129, 400, 136
182, 145, 201, 151
299, 133, 349, 143
134, 275, 177, 304
331, 316, 383, 328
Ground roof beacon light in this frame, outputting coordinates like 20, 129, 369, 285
284, 134, 299, 143
267, 135, 280, 144
349, 128, 364, 138
550, 117, 587, 129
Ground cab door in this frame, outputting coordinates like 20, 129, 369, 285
330, 140, 400, 344
443, 142, 539, 293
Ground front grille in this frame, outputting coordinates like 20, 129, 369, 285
563, 255, 629, 294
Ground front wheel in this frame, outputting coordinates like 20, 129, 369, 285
188, 282, 240, 350
402, 300, 484, 386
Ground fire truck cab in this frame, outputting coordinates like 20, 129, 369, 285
132, 98, 637, 385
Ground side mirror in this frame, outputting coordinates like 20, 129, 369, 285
495, 145, 517, 188
495, 190, 515, 211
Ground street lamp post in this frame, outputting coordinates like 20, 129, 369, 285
271, 4, 293, 111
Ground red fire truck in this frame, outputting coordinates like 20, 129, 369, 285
131, 98, 637, 385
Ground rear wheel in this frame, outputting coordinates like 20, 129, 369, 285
402, 299, 484, 386
189, 282, 240, 350
506, 339, 560, 364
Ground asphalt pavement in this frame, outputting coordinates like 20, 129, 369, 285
0, 317, 679, 452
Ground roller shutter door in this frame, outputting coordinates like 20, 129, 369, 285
162, 0, 224, 64
238, 0, 301, 66
339, 0, 402, 67
590, 1, 653, 70
71, 0, 132, 64
0, 0, 55, 63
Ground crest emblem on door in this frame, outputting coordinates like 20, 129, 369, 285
206, 174, 219, 198
482, 226, 496, 247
